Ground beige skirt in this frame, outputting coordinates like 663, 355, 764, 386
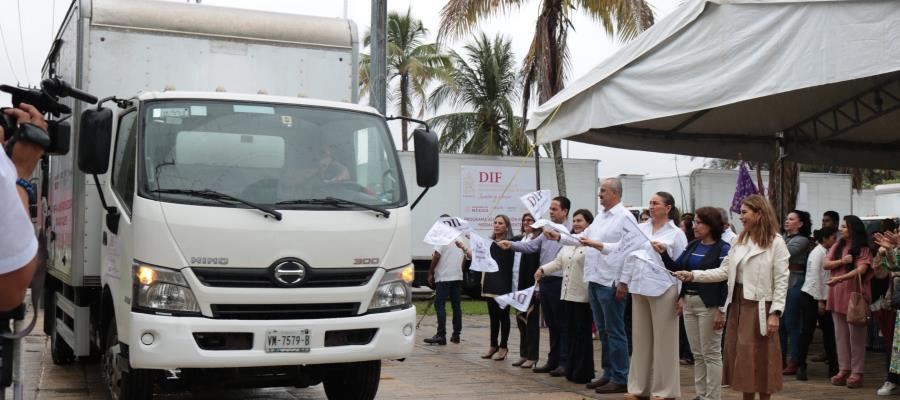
723, 284, 783, 394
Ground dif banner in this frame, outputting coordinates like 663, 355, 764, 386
460, 165, 536, 235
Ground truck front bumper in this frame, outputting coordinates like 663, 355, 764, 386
127, 307, 415, 369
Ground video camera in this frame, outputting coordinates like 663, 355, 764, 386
1, 77, 97, 156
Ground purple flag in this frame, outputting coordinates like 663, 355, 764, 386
731, 161, 758, 214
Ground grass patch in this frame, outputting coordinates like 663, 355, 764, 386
414, 299, 489, 315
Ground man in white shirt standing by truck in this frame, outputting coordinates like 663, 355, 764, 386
424, 215, 468, 345
547, 178, 633, 394
0, 104, 47, 311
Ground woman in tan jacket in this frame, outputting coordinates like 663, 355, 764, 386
675, 195, 790, 400
534, 209, 593, 384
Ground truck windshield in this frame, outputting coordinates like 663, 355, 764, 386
140, 101, 405, 209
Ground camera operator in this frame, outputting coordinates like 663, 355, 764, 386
0, 103, 47, 312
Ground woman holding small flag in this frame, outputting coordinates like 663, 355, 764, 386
511, 213, 542, 368
661, 206, 730, 400
534, 209, 594, 384
467, 215, 515, 361
616, 192, 687, 400
675, 195, 790, 400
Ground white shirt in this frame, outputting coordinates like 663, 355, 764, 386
619, 220, 688, 296
433, 240, 465, 283
801, 244, 829, 301
0, 153, 37, 274
560, 202, 636, 287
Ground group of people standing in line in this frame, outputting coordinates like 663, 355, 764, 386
424, 177, 900, 400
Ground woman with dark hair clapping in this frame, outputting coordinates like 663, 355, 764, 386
824, 215, 874, 389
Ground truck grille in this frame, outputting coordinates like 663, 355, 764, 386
209, 303, 360, 320
192, 267, 376, 288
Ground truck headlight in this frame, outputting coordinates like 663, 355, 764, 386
368, 265, 413, 312
133, 263, 200, 314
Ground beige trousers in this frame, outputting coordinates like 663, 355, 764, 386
628, 285, 681, 398
683, 294, 723, 400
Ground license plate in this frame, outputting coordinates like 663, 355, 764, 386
265, 329, 311, 353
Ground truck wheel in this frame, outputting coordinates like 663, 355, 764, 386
322, 360, 381, 400
102, 323, 155, 400
50, 330, 76, 365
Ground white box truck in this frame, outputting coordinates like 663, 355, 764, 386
398, 153, 598, 290
39, 1, 439, 399
876, 183, 900, 217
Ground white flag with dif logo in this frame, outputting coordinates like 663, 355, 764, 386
531, 219, 579, 243
468, 233, 498, 273
520, 190, 552, 220
423, 219, 462, 246
494, 286, 535, 312
440, 216, 474, 234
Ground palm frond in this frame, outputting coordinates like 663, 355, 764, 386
438, 0, 525, 42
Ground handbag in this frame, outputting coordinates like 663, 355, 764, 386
847, 272, 871, 326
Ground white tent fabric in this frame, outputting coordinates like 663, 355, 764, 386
527, 0, 900, 169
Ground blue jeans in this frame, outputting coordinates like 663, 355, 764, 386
780, 272, 804, 362
588, 282, 629, 385
434, 280, 462, 337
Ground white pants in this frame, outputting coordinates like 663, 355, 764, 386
628, 286, 681, 398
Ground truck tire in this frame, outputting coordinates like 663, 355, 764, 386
102, 323, 155, 400
322, 360, 381, 400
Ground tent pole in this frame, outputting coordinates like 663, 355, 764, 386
534, 133, 541, 190
777, 131, 785, 222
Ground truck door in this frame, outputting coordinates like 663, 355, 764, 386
101, 109, 138, 334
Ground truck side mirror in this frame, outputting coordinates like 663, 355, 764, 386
412, 128, 439, 188
77, 108, 113, 175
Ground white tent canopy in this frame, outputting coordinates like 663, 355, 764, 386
527, 0, 900, 169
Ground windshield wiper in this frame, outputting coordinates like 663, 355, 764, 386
276, 197, 390, 218
150, 188, 283, 221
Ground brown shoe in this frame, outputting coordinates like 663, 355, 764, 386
586, 377, 609, 389
783, 360, 798, 375
595, 383, 628, 394
623, 394, 649, 400
481, 347, 498, 359
492, 347, 508, 361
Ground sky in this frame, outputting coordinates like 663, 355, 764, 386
0, 0, 705, 179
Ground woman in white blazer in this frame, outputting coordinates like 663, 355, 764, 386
675, 195, 790, 400
535, 209, 593, 384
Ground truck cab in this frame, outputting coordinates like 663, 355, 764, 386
41, 2, 439, 398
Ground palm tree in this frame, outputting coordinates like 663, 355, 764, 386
439, 0, 654, 196
359, 9, 452, 151
428, 33, 531, 156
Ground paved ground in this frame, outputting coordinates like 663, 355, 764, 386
4, 307, 895, 399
